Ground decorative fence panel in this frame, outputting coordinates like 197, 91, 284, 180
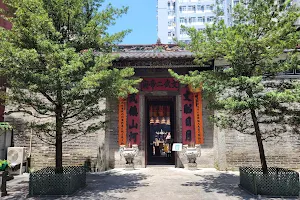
240, 167, 299, 197
29, 166, 86, 196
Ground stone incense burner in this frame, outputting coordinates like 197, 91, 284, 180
183, 144, 201, 170
120, 144, 139, 170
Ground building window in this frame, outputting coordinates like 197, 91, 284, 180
284, 69, 300, 75
168, 11, 174, 15
189, 17, 196, 23
188, 5, 196, 12
207, 16, 214, 22
168, 21, 173, 26
197, 17, 204, 23
233, 0, 239, 6
180, 17, 185, 23
168, 32, 172, 37
180, 6, 187, 12
197, 5, 204, 11
206, 5, 212, 10
180, 29, 186, 35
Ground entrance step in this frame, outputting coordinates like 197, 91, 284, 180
146, 165, 176, 168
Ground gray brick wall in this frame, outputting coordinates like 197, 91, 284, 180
8, 92, 300, 171
224, 129, 300, 170
5, 100, 106, 171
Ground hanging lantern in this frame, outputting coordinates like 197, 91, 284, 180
166, 117, 170, 125
155, 117, 160, 124
166, 106, 170, 117
161, 117, 166, 124
159, 105, 164, 117
153, 106, 158, 117
150, 117, 155, 124
149, 105, 153, 117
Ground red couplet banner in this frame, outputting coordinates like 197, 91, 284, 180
193, 92, 204, 144
127, 93, 140, 145
181, 86, 195, 145
140, 78, 179, 91
118, 98, 127, 145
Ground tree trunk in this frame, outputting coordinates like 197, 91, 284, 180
55, 103, 63, 173
55, 82, 63, 173
250, 108, 268, 174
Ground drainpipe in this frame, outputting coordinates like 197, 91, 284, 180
26, 128, 33, 172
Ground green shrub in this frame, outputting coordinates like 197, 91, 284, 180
0, 160, 9, 171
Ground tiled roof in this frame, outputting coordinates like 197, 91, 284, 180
113, 51, 194, 60
113, 44, 194, 60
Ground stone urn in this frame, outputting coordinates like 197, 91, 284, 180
120, 144, 139, 170
183, 144, 201, 170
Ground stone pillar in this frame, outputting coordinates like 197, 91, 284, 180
176, 94, 184, 168
139, 94, 146, 168
214, 125, 227, 170
0, 171, 8, 197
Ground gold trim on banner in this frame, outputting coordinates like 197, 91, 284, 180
118, 98, 127, 145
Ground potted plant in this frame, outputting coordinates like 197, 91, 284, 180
183, 142, 201, 170
119, 143, 139, 170
0, 160, 9, 197
0, 160, 9, 171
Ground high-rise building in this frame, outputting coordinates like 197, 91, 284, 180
156, 0, 237, 44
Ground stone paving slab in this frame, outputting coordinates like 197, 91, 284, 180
2, 168, 299, 200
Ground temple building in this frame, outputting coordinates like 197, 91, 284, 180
4, 43, 300, 171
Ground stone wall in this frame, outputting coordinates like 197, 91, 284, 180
224, 129, 300, 170
10, 89, 300, 171
5, 100, 106, 171
213, 124, 300, 170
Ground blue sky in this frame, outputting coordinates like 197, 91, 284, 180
102, 0, 157, 44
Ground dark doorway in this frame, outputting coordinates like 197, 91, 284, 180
146, 96, 176, 165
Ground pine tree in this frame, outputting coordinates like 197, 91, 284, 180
0, 0, 140, 171
170, 0, 300, 173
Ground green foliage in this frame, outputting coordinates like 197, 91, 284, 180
0, 160, 9, 171
170, 0, 300, 170
0, 0, 141, 146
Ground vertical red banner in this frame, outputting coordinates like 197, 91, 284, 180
194, 92, 204, 144
181, 86, 194, 145
118, 98, 127, 145
127, 93, 140, 145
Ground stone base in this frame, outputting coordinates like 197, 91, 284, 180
187, 163, 197, 170
125, 163, 134, 170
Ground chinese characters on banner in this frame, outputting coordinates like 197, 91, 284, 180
118, 98, 127, 145
193, 92, 204, 144
141, 78, 179, 91
181, 86, 195, 145
127, 93, 140, 145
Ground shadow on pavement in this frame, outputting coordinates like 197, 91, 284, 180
73, 171, 150, 200
5, 171, 149, 200
181, 173, 255, 200
4, 180, 29, 200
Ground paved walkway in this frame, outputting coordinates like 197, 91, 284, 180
2, 168, 298, 200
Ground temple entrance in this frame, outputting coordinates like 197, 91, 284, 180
146, 96, 176, 165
